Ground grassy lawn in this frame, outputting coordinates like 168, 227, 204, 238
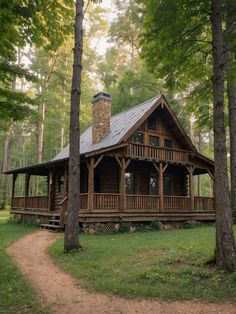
49, 225, 236, 302
0, 208, 10, 221
0, 216, 47, 313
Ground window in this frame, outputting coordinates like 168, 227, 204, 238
164, 139, 173, 149
125, 172, 135, 194
147, 117, 157, 130
150, 175, 158, 195
149, 135, 160, 147
133, 132, 144, 144
163, 176, 171, 195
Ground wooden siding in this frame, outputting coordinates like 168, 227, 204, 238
128, 107, 185, 151
52, 171, 64, 211
95, 160, 119, 193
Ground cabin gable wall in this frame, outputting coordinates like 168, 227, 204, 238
126, 107, 187, 151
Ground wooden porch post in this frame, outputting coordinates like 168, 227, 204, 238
159, 162, 164, 210
158, 162, 168, 211
24, 173, 30, 210
207, 169, 215, 209
187, 166, 195, 211
115, 155, 131, 212
11, 173, 17, 208
88, 157, 94, 211
48, 170, 53, 211
120, 158, 126, 211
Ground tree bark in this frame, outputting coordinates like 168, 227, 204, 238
64, 0, 84, 252
0, 131, 11, 209
38, 101, 45, 164
225, 0, 236, 220
197, 130, 202, 196
211, 0, 236, 271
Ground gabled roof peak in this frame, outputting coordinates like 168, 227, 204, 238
52, 94, 196, 161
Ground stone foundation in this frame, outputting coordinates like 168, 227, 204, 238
81, 220, 205, 234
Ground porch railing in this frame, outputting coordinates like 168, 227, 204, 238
11, 195, 215, 213
126, 195, 160, 211
81, 193, 88, 209
12, 196, 49, 210
164, 196, 191, 211
124, 143, 190, 163
194, 196, 214, 211
12, 196, 25, 208
93, 193, 120, 211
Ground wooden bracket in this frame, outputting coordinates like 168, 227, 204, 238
163, 163, 168, 173
207, 169, 215, 181
125, 158, 131, 169
152, 162, 159, 173
94, 154, 104, 169
115, 154, 122, 168
186, 165, 195, 174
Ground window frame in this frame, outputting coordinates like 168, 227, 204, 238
149, 174, 159, 195
147, 116, 157, 130
125, 172, 135, 194
149, 135, 160, 147
133, 132, 144, 144
164, 138, 173, 149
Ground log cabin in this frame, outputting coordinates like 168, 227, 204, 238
6, 93, 215, 231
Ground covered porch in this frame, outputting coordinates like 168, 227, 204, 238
9, 155, 215, 225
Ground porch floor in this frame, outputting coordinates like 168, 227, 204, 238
11, 208, 216, 224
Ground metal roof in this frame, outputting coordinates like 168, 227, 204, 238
52, 95, 162, 161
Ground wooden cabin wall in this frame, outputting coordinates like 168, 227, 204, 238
95, 160, 119, 193
128, 107, 185, 150
127, 161, 154, 195
127, 161, 188, 196
165, 167, 188, 196
52, 169, 64, 211
80, 164, 88, 193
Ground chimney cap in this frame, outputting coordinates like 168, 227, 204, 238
92, 92, 111, 104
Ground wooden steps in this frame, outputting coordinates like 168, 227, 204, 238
41, 215, 64, 232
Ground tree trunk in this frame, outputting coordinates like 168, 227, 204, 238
61, 127, 65, 151
197, 130, 202, 196
211, 0, 236, 271
64, 0, 84, 252
0, 131, 11, 209
38, 100, 45, 164
225, 0, 236, 220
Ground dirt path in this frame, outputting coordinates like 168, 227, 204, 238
7, 230, 236, 314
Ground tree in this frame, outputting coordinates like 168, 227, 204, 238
225, 0, 236, 220
140, 0, 236, 271
0, 0, 74, 124
64, 0, 84, 252
211, 0, 236, 271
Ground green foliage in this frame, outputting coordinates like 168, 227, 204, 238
0, 220, 48, 313
49, 226, 236, 302
0, 0, 74, 124
139, 0, 214, 128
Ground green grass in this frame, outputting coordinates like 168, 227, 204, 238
49, 225, 236, 302
0, 208, 10, 221
0, 220, 48, 314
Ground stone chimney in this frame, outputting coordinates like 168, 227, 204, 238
92, 92, 112, 144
